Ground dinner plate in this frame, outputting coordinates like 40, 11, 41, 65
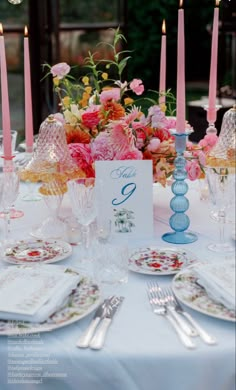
0, 267, 101, 335
2, 239, 72, 264
128, 246, 197, 275
172, 267, 236, 322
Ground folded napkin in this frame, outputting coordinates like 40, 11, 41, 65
0, 265, 81, 323
192, 261, 235, 311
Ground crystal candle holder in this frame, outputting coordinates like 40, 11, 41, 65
203, 104, 222, 135
162, 129, 198, 244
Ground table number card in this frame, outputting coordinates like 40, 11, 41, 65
95, 160, 153, 239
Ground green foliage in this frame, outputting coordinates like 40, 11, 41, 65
0, 0, 28, 23
59, 0, 119, 23
126, 0, 216, 89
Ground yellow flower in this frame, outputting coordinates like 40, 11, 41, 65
53, 77, 60, 87
102, 72, 108, 80
82, 76, 89, 85
124, 97, 134, 105
62, 96, 71, 108
159, 103, 167, 112
79, 92, 90, 108
85, 86, 92, 95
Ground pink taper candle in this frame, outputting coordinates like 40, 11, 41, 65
176, 0, 185, 133
159, 20, 166, 107
0, 23, 12, 159
207, 0, 220, 124
24, 26, 34, 151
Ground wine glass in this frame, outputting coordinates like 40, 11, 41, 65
0, 166, 21, 245
67, 177, 97, 264
206, 166, 235, 253
31, 180, 66, 239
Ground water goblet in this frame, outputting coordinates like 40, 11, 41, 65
206, 166, 235, 253
67, 177, 97, 265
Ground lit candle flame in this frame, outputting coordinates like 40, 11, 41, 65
0, 23, 3, 35
24, 25, 28, 36
179, 0, 183, 8
162, 20, 166, 34
215, 0, 220, 7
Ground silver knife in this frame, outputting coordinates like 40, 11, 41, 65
89, 296, 124, 350
76, 296, 115, 348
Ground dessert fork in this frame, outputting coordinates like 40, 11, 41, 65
165, 287, 217, 345
147, 285, 196, 349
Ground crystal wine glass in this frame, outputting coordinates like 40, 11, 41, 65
206, 166, 235, 253
67, 177, 97, 263
0, 165, 21, 245
31, 180, 67, 239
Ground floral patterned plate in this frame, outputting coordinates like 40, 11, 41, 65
2, 239, 72, 264
0, 267, 101, 335
128, 247, 197, 275
172, 267, 236, 322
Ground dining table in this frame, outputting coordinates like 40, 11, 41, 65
0, 178, 235, 390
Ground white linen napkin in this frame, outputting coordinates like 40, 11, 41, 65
192, 261, 235, 311
0, 265, 81, 323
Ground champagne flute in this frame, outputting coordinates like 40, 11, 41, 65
67, 177, 97, 266
206, 167, 235, 253
0, 166, 21, 245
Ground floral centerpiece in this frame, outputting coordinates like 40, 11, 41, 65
45, 28, 218, 186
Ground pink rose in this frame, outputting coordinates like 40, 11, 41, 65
130, 79, 144, 95
51, 62, 71, 79
186, 160, 201, 181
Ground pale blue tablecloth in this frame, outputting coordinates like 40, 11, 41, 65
0, 182, 235, 390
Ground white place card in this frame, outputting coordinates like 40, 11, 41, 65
95, 160, 153, 239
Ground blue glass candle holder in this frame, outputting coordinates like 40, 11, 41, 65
162, 129, 198, 244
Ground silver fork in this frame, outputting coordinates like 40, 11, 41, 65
147, 284, 196, 350
166, 288, 217, 346
149, 282, 197, 337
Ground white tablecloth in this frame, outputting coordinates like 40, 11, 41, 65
0, 181, 235, 390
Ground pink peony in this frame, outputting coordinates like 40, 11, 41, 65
91, 132, 115, 161
130, 79, 144, 95
51, 62, 71, 79
186, 160, 201, 181
100, 88, 121, 104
